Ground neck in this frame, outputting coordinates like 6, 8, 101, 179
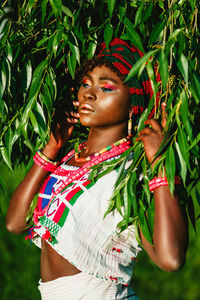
84, 123, 128, 156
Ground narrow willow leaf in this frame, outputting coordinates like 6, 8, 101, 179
180, 90, 188, 127
165, 145, 175, 194
49, 0, 62, 18
187, 132, 200, 151
41, 0, 48, 25
124, 185, 131, 226
115, 192, 122, 215
177, 129, 189, 167
134, 3, 144, 27
52, 32, 58, 57
108, 0, 117, 18
29, 110, 40, 134
124, 17, 144, 52
21, 59, 32, 96
148, 22, 165, 46
6, 42, 13, 64
69, 42, 80, 65
0, 61, 6, 98
159, 50, 168, 91
165, 29, 183, 46
114, 155, 128, 188
139, 211, 153, 244
62, 5, 74, 18
67, 53, 76, 79
28, 59, 48, 101
190, 71, 200, 104
22, 97, 36, 124
175, 142, 187, 185
124, 50, 157, 83
104, 23, 113, 49
41, 84, 52, 112
177, 54, 188, 84
142, 3, 153, 22
1, 146, 12, 170
187, 196, 196, 232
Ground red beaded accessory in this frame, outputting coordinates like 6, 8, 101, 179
33, 150, 58, 172
74, 136, 131, 163
33, 137, 131, 222
148, 176, 180, 192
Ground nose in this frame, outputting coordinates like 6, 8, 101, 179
83, 87, 97, 101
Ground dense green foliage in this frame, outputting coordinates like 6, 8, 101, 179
0, 0, 200, 240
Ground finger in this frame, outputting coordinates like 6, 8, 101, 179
136, 134, 148, 142
66, 116, 79, 123
65, 111, 79, 118
161, 102, 167, 128
73, 101, 79, 107
144, 119, 162, 132
70, 111, 80, 118
138, 127, 153, 136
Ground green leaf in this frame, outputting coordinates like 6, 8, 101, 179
142, 3, 153, 22
165, 145, 176, 194
115, 191, 122, 215
69, 42, 80, 65
124, 49, 158, 83
149, 22, 165, 46
0, 145, 12, 170
177, 54, 188, 84
0, 61, 6, 98
159, 50, 168, 91
190, 71, 200, 104
104, 23, 113, 49
62, 5, 74, 18
175, 142, 187, 185
21, 59, 32, 96
180, 90, 188, 127
124, 17, 144, 52
6, 42, 13, 64
87, 40, 97, 59
107, 0, 117, 18
28, 59, 48, 101
67, 52, 76, 79
52, 32, 59, 57
124, 184, 131, 226
49, 0, 62, 18
134, 3, 144, 27
177, 129, 190, 169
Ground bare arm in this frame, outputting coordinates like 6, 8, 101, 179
6, 105, 79, 234
136, 106, 188, 271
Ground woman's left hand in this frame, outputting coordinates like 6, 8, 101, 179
136, 102, 167, 165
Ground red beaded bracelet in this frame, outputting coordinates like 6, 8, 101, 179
33, 151, 58, 172
148, 176, 180, 192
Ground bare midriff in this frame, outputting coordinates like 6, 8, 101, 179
41, 240, 81, 282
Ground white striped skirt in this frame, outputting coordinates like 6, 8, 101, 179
38, 272, 139, 300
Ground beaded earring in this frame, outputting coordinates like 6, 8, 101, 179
128, 106, 133, 137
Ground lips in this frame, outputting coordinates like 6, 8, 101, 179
79, 103, 94, 113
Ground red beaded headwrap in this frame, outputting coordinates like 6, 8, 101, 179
96, 38, 161, 119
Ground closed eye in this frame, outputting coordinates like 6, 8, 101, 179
82, 82, 90, 88
101, 87, 113, 92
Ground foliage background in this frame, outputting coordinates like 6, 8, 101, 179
0, 0, 200, 299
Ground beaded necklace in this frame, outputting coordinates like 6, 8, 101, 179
74, 136, 130, 163
35, 136, 131, 219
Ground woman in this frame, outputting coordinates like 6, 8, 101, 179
6, 38, 188, 299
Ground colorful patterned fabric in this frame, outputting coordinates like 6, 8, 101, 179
30, 155, 142, 286
97, 38, 161, 119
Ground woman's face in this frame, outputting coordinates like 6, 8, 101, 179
77, 65, 130, 129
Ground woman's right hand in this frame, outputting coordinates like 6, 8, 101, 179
47, 100, 80, 150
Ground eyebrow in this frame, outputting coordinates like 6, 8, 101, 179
84, 74, 119, 84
